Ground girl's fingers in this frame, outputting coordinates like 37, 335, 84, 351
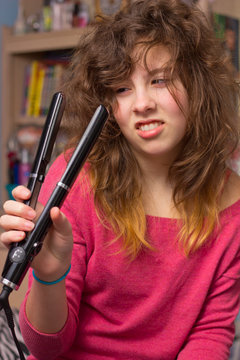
2, 200, 36, 220
0, 214, 35, 232
0, 230, 26, 248
11, 186, 32, 202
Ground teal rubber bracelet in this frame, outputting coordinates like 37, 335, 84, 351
32, 265, 71, 285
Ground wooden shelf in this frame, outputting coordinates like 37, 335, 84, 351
17, 115, 46, 126
4, 26, 83, 54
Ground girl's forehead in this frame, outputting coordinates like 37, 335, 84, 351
132, 44, 171, 70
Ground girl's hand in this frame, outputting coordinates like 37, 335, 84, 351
0, 186, 73, 282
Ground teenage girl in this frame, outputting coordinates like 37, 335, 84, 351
1, 1, 240, 359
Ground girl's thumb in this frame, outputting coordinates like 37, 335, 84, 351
50, 207, 72, 236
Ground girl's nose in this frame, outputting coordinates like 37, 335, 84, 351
132, 89, 156, 113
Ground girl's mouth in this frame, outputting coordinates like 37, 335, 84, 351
136, 120, 165, 139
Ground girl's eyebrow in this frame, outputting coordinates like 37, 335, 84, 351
148, 67, 166, 76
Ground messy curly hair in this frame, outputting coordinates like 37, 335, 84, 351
61, 0, 240, 258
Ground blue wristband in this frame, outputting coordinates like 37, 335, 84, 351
32, 265, 71, 285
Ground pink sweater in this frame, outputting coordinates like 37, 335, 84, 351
19, 155, 240, 360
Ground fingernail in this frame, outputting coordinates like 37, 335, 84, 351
16, 231, 25, 240
23, 188, 31, 197
24, 221, 34, 230
27, 209, 36, 218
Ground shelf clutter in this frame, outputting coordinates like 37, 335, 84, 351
14, 0, 91, 35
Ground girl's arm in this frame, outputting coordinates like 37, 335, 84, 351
25, 206, 71, 334
0, 187, 73, 333
19, 234, 87, 360
1, 154, 87, 360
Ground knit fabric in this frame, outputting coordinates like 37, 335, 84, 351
19, 154, 240, 360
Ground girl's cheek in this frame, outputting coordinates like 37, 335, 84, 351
113, 103, 126, 123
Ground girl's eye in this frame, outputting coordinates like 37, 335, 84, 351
116, 87, 129, 94
152, 79, 166, 86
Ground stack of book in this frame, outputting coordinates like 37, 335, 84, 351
21, 59, 67, 118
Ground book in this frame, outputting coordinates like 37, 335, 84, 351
214, 13, 239, 73
26, 61, 39, 116
33, 63, 46, 117
21, 63, 31, 115
40, 65, 55, 116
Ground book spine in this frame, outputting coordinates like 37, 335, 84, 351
33, 64, 45, 117
26, 61, 39, 117
21, 64, 31, 115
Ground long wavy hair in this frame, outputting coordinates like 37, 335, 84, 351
61, 0, 240, 258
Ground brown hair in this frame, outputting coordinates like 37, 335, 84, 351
61, 0, 240, 258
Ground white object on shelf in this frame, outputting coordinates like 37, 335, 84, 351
14, 0, 26, 35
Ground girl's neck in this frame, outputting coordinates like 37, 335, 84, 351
139, 161, 180, 219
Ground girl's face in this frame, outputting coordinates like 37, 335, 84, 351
113, 45, 188, 166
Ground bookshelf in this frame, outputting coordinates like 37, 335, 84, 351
1, 26, 85, 205
0, 25, 85, 309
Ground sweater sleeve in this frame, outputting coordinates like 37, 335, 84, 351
178, 255, 240, 360
19, 154, 89, 360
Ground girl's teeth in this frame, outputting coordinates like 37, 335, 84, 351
140, 123, 159, 131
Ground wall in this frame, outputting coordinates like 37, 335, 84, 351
0, 1, 18, 24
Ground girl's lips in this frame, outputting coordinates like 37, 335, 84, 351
136, 120, 165, 139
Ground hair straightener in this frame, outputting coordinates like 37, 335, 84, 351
0, 91, 108, 359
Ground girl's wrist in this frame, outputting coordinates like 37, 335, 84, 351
32, 264, 71, 285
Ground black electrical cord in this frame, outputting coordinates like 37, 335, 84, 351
0, 285, 26, 360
